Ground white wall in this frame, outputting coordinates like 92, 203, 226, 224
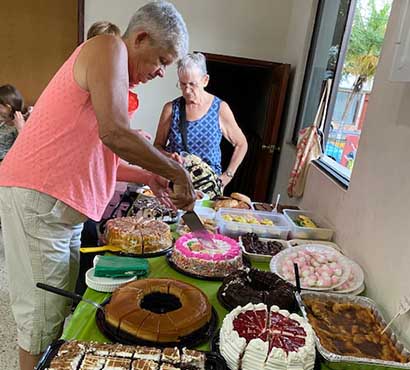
85, 0, 299, 137
272, 0, 318, 204
301, 0, 410, 346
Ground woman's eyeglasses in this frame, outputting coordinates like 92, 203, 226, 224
176, 81, 201, 90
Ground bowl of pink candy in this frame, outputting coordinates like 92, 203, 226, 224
271, 244, 351, 291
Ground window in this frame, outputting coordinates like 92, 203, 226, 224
294, 0, 392, 186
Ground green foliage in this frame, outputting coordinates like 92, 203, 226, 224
344, 0, 391, 81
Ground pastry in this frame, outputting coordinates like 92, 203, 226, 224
304, 298, 409, 363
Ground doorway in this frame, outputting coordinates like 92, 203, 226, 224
203, 53, 290, 201
0, 0, 83, 105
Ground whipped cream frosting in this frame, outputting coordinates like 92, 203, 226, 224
220, 303, 315, 370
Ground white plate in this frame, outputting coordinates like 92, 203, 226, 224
272, 244, 351, 291
239, 236, 288, 262
288, 239, 344, 254
85, 267, 137, 293
333, 260, 365, 294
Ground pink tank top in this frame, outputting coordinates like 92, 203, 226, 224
0, 44, 120, 221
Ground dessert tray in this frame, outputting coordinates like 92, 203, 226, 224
36, 339, 228, 370
96, 298, 218, 348
296, 291, 410, 368
239, 234, 288, 262
271, 244, 351, 291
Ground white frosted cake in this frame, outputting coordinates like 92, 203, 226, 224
220, 303, 315, 370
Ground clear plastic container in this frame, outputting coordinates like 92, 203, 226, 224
283, 209, 334, 241
193, 205, 216, 220
216, 208, 291, 239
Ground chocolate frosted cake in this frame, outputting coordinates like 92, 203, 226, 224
219, 267, 295, 311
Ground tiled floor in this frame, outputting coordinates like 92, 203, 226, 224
0, 233, 19, 370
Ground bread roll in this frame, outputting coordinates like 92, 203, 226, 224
230, 192, 251, 206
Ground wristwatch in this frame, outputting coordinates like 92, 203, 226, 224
225, 170, 234, 178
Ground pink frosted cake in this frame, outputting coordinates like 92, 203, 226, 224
171, 232, 243, 278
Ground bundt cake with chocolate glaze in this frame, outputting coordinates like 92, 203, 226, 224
219, 267, 296, 311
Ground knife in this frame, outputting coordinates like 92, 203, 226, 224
182, 211, 214, 243
36, 283, 104, 311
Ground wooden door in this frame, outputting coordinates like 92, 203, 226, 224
0, 0, 83, 105
203, 53, 290, 201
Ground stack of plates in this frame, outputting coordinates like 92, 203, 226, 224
85, 267, 137, 293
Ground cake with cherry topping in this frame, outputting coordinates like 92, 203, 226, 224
220, 303, 315, 370
171, 232, 243, 278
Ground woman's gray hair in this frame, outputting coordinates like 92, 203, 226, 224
124, 1, 189, 59
177, 52, 207, 76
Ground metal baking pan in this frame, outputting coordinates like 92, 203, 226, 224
296, 291, 410, 369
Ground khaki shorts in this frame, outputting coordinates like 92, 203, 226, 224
0, 187, 87, 354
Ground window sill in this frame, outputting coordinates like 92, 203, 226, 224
312, 156, 349, 190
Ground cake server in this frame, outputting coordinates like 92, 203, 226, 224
79, 245, 122, 253
36, 283, 104, 311
182, 210, 214, 243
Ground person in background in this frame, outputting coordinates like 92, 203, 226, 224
86, 20, 121, 39
0, 84, 29, 162
154, 52, 248, 189
0, 2, 194, 369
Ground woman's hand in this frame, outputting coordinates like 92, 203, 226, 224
12, 111, 25, 132
170, 152, 184, 164
147, 173, 174, 209
219, 173, 233, 188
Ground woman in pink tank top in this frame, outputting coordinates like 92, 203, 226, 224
0, 2, 195, 369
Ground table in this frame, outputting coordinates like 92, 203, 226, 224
62, 254, 269, 351
62, 256, 404, 370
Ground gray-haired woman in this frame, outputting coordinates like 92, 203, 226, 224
0, 2, 195, 369
154, 52, 248, 188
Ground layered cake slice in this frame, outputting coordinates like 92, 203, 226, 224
79, 354, 106, 370
131, 359, 159, 370
133, 346, 162, 361
111, 344, 135, 358
102, 357, 132, 370
161, 347, 180, 364
48, 353, 83, 370
181, 348, 206, 370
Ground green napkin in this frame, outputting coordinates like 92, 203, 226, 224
94, 255, 149, 278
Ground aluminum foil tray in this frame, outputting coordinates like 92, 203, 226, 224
296, 291, 410, 369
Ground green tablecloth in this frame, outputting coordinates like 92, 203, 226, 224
62, 255, 270, 351
62, 256, 404, 370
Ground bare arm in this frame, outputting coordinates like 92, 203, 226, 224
219, 101, 248, 186
153, 102, 172, 155
78, 36, 194, 209
117, 160, 174, 208
154, 101, 184, 164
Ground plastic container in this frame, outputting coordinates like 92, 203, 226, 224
193, 206, 216, 220
239, 236, 288, 262
283, 209, 334, 241
216, 208, 291, 239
